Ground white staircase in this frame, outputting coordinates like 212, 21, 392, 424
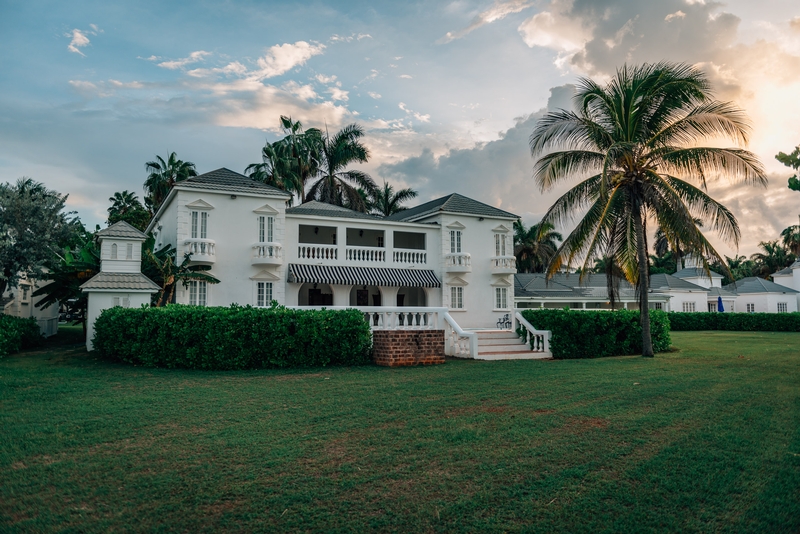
475, 330, 552, 360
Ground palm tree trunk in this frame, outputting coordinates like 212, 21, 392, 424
633, 207, 654, 357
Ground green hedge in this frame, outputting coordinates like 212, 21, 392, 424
520, 309, 671, 359
668, 312, 800, 332
92, 304, 373, 370
0, 315, 43, 358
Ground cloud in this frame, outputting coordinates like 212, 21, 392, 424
398, 102, 430, 122
326, 86, 349, 101
399, 74, 413, 79
108, 79, 144, 89
368, 91, 381, 99
66, 27, 100, 56
315, 74, 337, 84
791, 17, 800, 32
187, 61, 248, 78
253, 41, 325, 79
439, 0, 535, 43
665, 10, 686, 22
330, 33, 372, 43
158, 51, 211, 70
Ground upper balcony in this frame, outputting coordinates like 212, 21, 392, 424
184, 238, 215, 265
445, 253, 471, 273
491, 255, 517, 274
252, 242, 283, 266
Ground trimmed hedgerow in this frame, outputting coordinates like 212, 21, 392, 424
668, 312, 800, 332
520, 309, 671, 359
92, 304, 373, 370
0, 315, 43, 358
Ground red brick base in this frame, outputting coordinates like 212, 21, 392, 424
372, 330, 446, 367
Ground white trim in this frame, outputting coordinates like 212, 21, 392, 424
490, 277, 513, 287
446, 221, 466, 230
250, 269, 281, 281
185, 199, 215, 210
254, 203, 279, 215
492, 224, 511, 233
446, 275, 469, 286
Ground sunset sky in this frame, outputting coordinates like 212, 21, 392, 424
2, 0, 800, 257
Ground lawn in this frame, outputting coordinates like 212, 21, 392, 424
1, 330, 799, 533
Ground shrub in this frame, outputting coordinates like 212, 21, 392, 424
520, 309, 671, 359
92, 304, 373, 370
0, 315, 43, 358
668, 312, 800, 332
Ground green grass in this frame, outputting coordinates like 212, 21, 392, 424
1, 331, 799, 533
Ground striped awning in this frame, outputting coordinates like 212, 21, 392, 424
287, 264, 441, 288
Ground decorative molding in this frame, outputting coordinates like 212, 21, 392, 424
492, 224, 511, 233
446, 275, 469, 286
254, 203, 279, 215
445, 221, 466, 230
491, 277, 513, 287
250, 269, 281, 281
185, 199, 215, 210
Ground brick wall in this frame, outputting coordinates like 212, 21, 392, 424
372, 330, 446, 367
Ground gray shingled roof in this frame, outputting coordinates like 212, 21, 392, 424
514, 273, 669, 300
386, 193, 518, 221
286, 200, 380, 220
96, 221, 148, 240
772, 260, 800, 276
724, 277, 799, 294
673, 267, 723, 279
650, 273, 708, 291
176, 168, 292, 197
707, 287, 738, 298
81, 272, 160, 292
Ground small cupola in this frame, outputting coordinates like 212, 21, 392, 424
95, 221, 148, 274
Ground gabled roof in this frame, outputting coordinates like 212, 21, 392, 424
176, 168, 292, 197
724, 277, 800, 294
673, 267, 723, 279
707, 287, 738, 298
385, 193, 518, 221
514, 273, 669, 301
772, 260, 800, 276
286, 200, 380, 220
650, 273, 708, 291
80, 272, 160, 292
96, 221, 148, 240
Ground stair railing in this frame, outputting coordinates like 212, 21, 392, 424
514, 311, 551, 354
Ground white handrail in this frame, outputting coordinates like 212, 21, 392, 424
514, 311, 551, 353
442, 312, 478, 359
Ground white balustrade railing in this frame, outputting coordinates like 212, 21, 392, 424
184, 238, 215, 257
393, 249, 427, 264
445, 253, 471, 269
442, 312, 478, 359
253, 242, 282, 261
491, 255, 517, 270
298, 244, 338, 260
514, 311, 551, 353
346, 246, 386, 263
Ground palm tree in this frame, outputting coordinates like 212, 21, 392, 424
367, 181, 418, 217
530, 62, 766, 357
513, 220, 562, 273
145, 246, 220, 306
750, 241, 795, 278
245, 141, 298, 195
305, 124, 377, 212
144, 152, 198, 213
107, 190, 150, 231
653, 217, 703, 270
780, 219, 800, 256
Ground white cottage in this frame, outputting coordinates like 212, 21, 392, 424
2, 274, 59, 337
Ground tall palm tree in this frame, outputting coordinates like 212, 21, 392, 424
367, 181, 418, 217
245, 142, 297, 193
513, 219, 562, 273
107, 190, 150, 231
750, 240, 795, 278
530, 62, 766, 357
653, 217, 703, 270
144, 152, 197, 213
780, 219, 800, 256
305, 124, 377, 212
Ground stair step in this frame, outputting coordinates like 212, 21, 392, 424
475, 352, 553, 361
478, 344, 529, 353
476, 332, 519, 339
478, 337, 525, 346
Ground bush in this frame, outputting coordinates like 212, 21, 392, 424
0, 315, 43, 358
520, 309, 671, 359
668, 312, 800, 332
92, 304, 373, 370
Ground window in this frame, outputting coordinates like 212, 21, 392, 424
450, 286, 464, 309
652, 302, 663, 311
189, 281, 207, 306
21, 286, 29, 302
191, 211, 208, 239
778, 302, 788, 313
377, 236, 384, 248
256, 282, 273, 307
495, 234, 507, 256
258, 216, 274, 243
450, 230, 462, 254
111, 243, 118, 260
123, 297, 130, 308
708, 302, 716, 313
682, 302, 695, 312
746, 303, 755, 313
126, 243, 133, 260
495, 287, 508, 309
113, 297, 120, 307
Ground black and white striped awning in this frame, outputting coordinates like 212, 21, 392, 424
287, 264, 441, 288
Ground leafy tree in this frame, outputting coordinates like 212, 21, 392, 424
365, 181, 418, 217
108, 190, 150, 231
780, 222, 800, 256
144, 152, 197, 213
649, 250, 678, 275
776, 144, 800, 192
245, 141, 298, 196
0, 178, 78, 296
305, 124, 377, 212
530, 62, 766, 357
513, 220, 562, 273
145, 246, 220, 306
653, 218, 703, 270
750, 240, 795, 278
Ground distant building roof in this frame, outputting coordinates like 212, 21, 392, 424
286, 200, 380, 220
96, 221, 148, 240
673, 267, 723, 279
80, 272, 160, 292
649, 273, 708, 291
707, 287, 738, 298
772, 260, 800, 276
724, 277, 799, 294
176, 168, 292, 197
386, 193, 518, 221
514, 273, 669, 301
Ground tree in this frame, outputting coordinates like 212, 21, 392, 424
145, 246, 220, 306
530, 62, 766, 357
750, 240, 795, 278
108, 190, 150, 231
776, 144, 800, 192
305, 124, 377, 212
144, 152, 197, 213
513, 220, 562, 273
366, 181, 418, 217
653, 218, 703, 270
0, 178, 78, 296
245, 141, 298, 197
780, 221, 800, 256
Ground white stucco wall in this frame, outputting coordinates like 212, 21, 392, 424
85, 291, 153, 351
664, 290, 708, 313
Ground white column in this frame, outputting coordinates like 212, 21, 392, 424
333, 284, 353, 306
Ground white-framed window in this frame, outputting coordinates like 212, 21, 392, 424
256, 282, 273, 307
653, 302, 663, 311
111, 243, 118, 260
682, 302, 696, 312
450, 230, 462, 254
126, 243, 133, 260
708, 302, 716, 313
495, 234, 507, 256
377, 235, 384, 248
746, 303, 755, 313
778, 302, 788, 313
258, 216, 274, 243
495, 287, 508, 309
191, 211, 208, 239
188, 281, 207, 306
450, 286, 464, 309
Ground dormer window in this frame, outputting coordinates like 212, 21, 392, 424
191, 211, 208, 239
111, 243, 118, 259
258, 216, 274, 243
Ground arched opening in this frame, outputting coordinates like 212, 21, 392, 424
297, 282, 333, 306
396, 286, 426, 307
349, 285, 382, 307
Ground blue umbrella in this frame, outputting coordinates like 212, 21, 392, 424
717, 296, 724, 312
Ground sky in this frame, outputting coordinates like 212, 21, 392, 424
2, 0, 800, 258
